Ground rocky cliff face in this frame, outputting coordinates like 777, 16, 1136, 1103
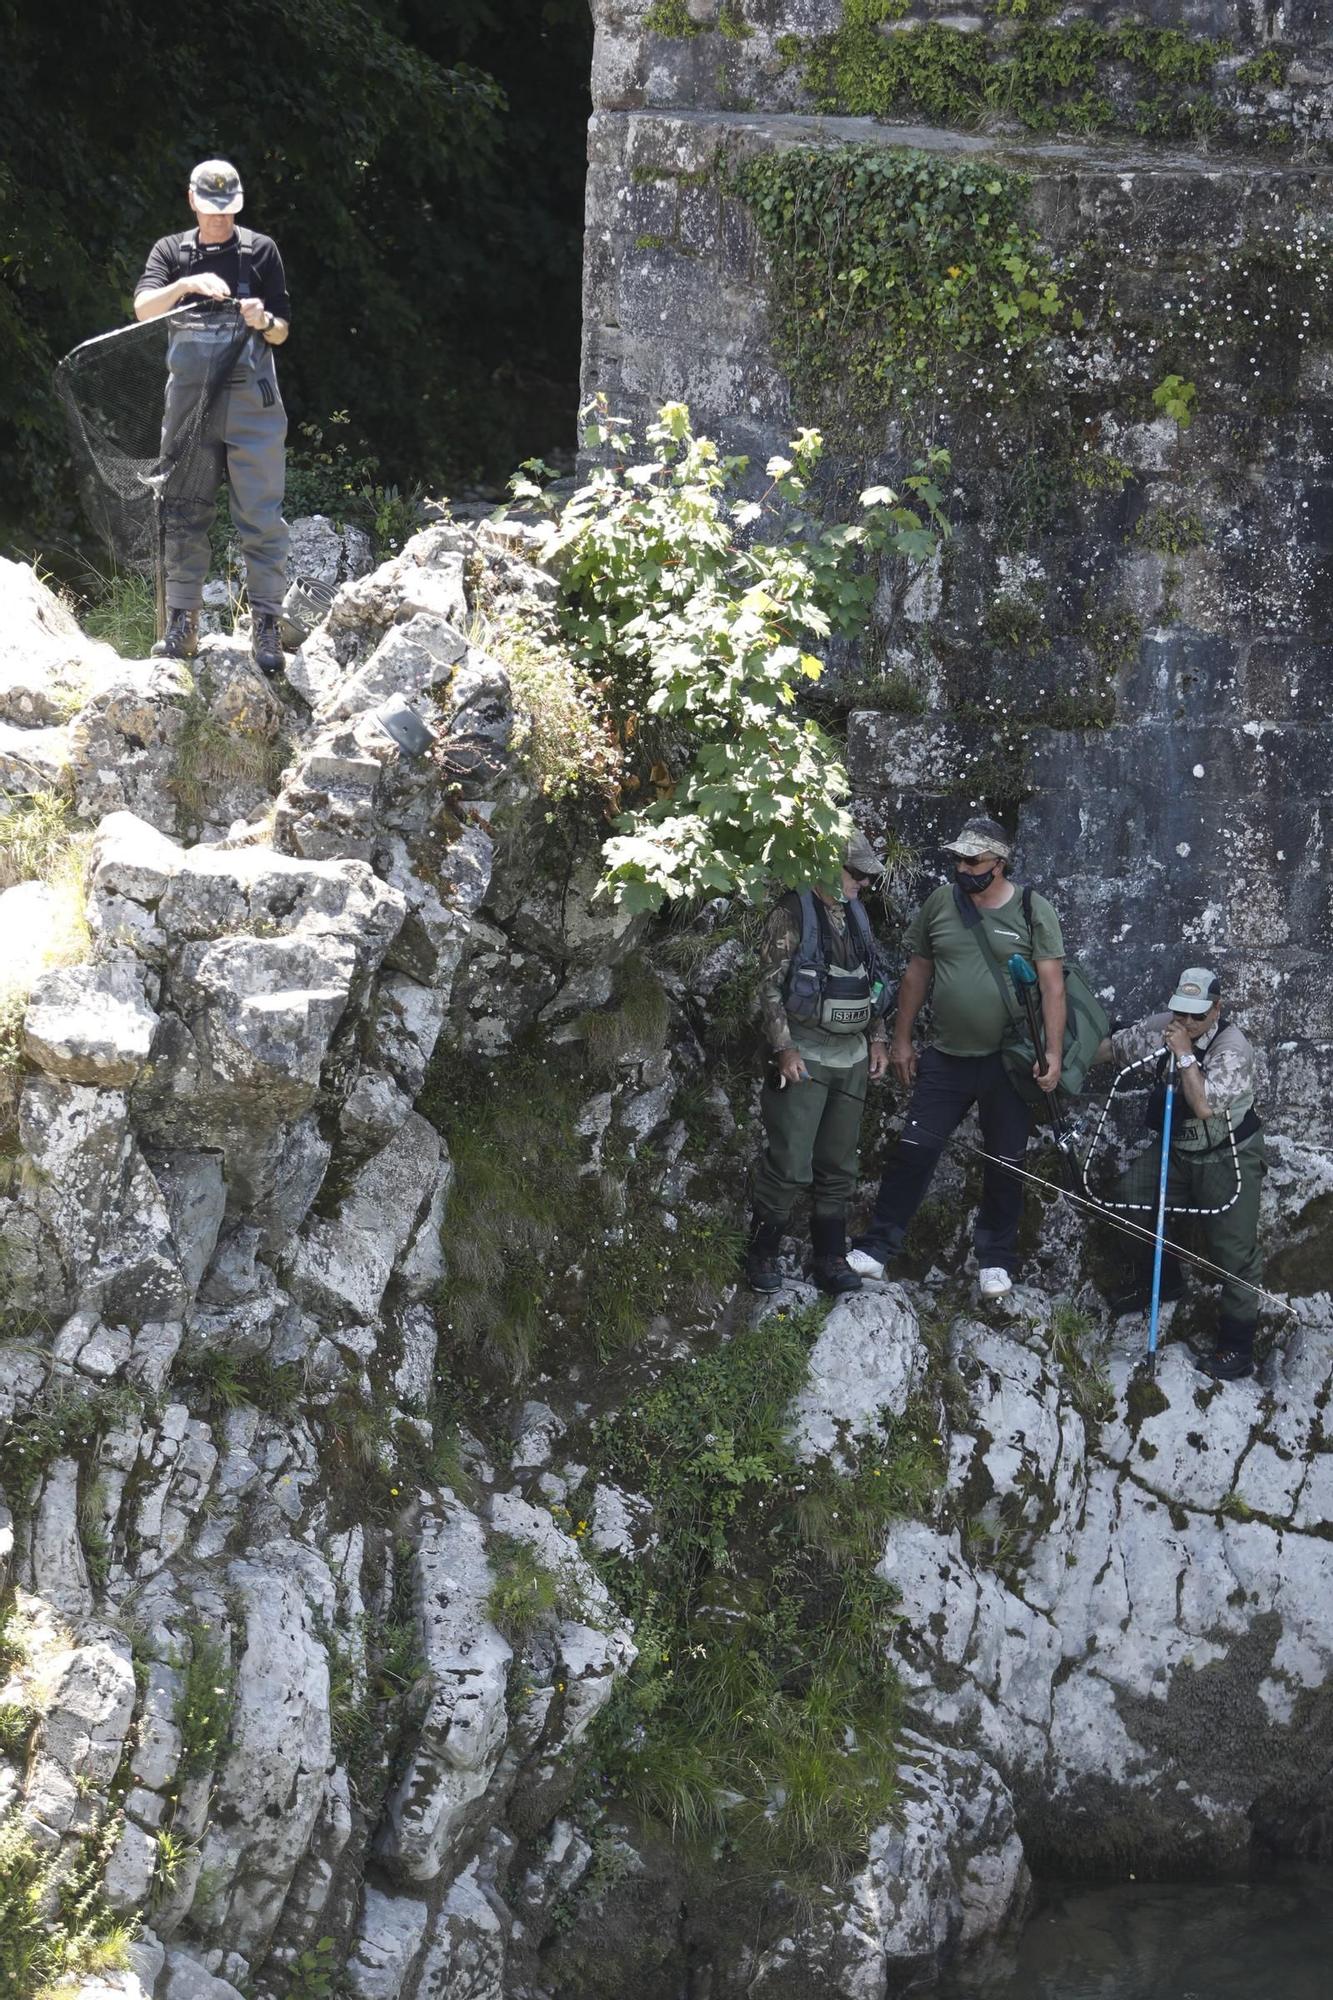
5, 5, 1333, 1990
2, 503, 1333, 2000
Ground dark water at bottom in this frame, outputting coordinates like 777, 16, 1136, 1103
938, 1868, 1332, 2000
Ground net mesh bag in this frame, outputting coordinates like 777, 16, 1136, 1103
56, 305, 255, 632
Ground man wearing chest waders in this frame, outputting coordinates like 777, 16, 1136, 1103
134, 160, 291, 674
746, 832, 894, 1298
1096, 969, 1265, 1382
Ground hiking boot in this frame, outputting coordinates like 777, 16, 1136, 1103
151, 608, 199, 660
810, 1214, 862, 1297
1110, 1256, 1186, 1319
745, 1215, 784, 1295
251, 611, 285, 675
977, 1266, 1014, 1300
1195, 1316, 1255, 1383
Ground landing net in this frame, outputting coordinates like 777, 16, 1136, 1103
56, 305, 254, 637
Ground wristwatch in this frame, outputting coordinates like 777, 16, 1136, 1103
1176, 1052, 1197, 1070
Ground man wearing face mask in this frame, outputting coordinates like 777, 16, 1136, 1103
849, 816, 1065, 1299
1094, 969, 1264, 1381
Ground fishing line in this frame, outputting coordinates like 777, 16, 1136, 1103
886, 1114, 1289, 1316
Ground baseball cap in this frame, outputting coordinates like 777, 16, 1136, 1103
190, 160, 244, 214
1168, 967, 1221, 1015
941, 815, 1013, 862
844, 828, 885, 880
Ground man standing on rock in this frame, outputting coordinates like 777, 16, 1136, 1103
849, 816, 1065, 1300
746, 831, 893, 1298
133, 159, 291, 675
1095, 967, 1265, 1381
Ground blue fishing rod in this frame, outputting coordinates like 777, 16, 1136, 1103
1145, 1054, 1177, 1377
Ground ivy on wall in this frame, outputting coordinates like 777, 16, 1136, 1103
779, 10, 1300, 149
733, 144, 1078, 449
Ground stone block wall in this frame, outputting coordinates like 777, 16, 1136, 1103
583, 1, 1333, 1140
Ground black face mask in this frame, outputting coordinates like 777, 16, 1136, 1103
956, 865, 996, 896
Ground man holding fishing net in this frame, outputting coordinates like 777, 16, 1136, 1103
133, 159, 291, 674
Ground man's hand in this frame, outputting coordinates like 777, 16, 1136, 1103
1034, 1048, 1063, 1094
776, 1048, 809, 1087
890, 1037, 918, 1091
1163, 1020, 1194, 1063
238, 297, 270, 329
182, 272, 231, 302
869, 1039, 890, 1081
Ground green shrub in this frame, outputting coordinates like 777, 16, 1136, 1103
527, 399, 947, 911
0, 1810, 133, 1993
175, 1622, 234, 1779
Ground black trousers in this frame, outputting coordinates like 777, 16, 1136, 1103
859, 1048, 1031, 1271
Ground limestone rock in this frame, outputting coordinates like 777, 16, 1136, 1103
24, 959, 158, 1087
160, 1951, 247, 2000
24, 1629, 136, 1847
0, 716, 71, 793
0, 556, 120, 724
65, 657, 192, 832
282, 1113, 444, 1322
344, 1886, 430, 2000
378, 1499, 512, 1884
786, 1286, 928, 1466
192, 1560, 332, 1952
28, 1458, 94, 1621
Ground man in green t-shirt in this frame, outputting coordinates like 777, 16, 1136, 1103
849, 816, 1065, 1299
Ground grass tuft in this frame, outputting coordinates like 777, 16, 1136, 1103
585, 1304, 935, 1881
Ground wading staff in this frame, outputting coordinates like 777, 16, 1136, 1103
1146, 1053, 1178, 1378
1007, 953, 1071, 1155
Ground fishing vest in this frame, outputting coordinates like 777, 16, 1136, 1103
1146, 1017, 1260, 1154
782, 892, 889, 1037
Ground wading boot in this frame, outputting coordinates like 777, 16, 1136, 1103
151, 608, 199, 661
1195, 1314, 1255, 1382
745, 1215, 784, 1295
252, 611, 285, 676
810, 1213, 863, 1298
1110, 1253, 1185, 1319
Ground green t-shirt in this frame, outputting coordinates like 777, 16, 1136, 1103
905, 882, 1065, 1058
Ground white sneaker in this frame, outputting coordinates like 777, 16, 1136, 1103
846, 1246, 887, 1280
977, 1266, 1013, 1299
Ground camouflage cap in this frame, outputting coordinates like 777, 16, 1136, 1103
941, 815, 1012, 862
844, 828, 885, 879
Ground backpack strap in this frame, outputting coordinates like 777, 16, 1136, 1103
234, 225, 255, 299
796, 891, 825, 974
844, 895, 874, 967
958, 882, 1030, 1029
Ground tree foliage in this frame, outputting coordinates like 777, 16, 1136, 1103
0, 0, 592, 545
526, 400, 949, 911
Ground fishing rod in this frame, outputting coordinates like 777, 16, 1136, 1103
1145, 1054, 1176, 1377
1006, 952, 1074, 1162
